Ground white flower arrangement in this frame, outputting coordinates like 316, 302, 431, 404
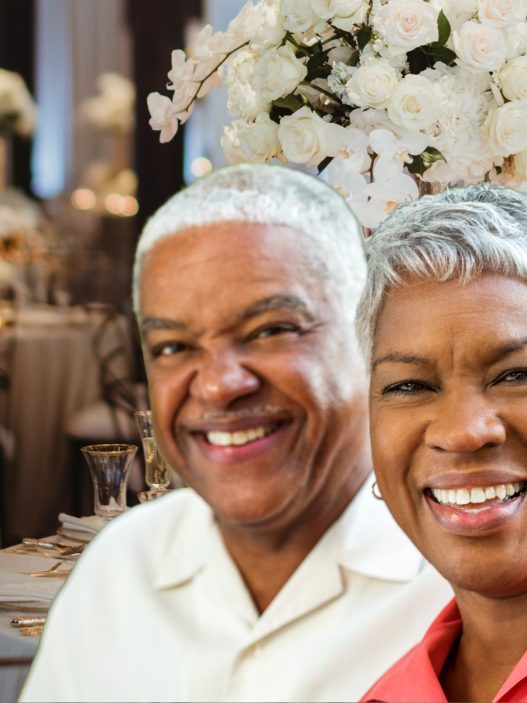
81, 73, 135, 135
0, 68, 37, 138
147, 0, 527, 227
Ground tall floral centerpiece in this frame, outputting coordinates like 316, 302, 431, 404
0, 68, 37, 191
147, 0, 527, 228
79, 73, 137, 211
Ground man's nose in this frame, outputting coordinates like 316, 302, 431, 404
189, 351, 260, 407
425, 390, 506, 453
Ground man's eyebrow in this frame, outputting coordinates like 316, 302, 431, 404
242, 295, 313, 320
140, 317, 187, 334
371, 353, 434, 372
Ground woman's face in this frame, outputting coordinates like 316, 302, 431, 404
370, 274, 527, 597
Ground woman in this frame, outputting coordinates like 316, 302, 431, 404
356, 183, 527, 702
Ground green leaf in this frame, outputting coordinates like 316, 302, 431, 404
356, 24, 373, 51
272, 94, 304, 112
407, 147, 445, 175
427, 45, 457, 65
306, 51, 332, 81
437, 10, 451, 47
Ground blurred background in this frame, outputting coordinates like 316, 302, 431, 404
0, 0, 246, 544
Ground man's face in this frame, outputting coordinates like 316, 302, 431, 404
139, 221, 369, 533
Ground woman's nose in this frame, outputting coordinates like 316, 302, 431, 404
189, 351, 260, 408
425, 391, 506, 453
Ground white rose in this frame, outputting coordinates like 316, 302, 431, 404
387, 75, 440, 130
374, 0, 439, 54
222, 115, 281, 164
477, 0, 527, 27
278, 106, 358, 167
344, 59, 399, 109
484, 100, 527, 155
497, 56, 527, 100
252, 43, 307, 101
280, 0, 318, 32
454, 21, 507, 71
311, 0, 368, 30
225, 49, 272, 119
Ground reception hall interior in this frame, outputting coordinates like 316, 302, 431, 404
0, 0, 241, 547
4, 0, 527, 700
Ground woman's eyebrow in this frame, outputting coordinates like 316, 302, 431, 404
371, 353, 433, 372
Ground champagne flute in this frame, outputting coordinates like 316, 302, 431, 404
134, 410, 171, 501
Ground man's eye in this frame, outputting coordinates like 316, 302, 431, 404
150, 341, 189, 358
249, 323, 300, 341
382, 380, 433, 396
493, 368, 527, 385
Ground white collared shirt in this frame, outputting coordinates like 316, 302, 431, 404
20, 481, 452, 702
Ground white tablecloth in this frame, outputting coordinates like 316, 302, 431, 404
1, 305, 132, 541
0, 548, 67, 703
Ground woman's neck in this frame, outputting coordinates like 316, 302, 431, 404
441, 589, 527, 702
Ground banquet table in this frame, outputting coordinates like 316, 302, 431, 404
1, 304, 132, 542
0, 547, 70, 703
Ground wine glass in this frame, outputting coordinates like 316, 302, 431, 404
134, 410, 171, 501
81, 443, 138, 520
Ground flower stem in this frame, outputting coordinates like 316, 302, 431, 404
300, 81, 343, 105
182, 40, 250, 114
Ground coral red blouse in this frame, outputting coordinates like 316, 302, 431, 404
361, 599, 527, 702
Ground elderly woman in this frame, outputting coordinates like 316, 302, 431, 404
357, 183, 527, 703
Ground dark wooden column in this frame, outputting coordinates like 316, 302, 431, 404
0, 0, 35, 195
127, 0, 202, 230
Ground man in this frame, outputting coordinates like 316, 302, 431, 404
21, 164, 451, 702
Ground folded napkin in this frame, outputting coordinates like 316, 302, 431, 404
58, 513, 106, 539
0, 580, 59, 604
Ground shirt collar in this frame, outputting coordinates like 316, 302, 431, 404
154, 474, 426, 591
336, 475, 427, 582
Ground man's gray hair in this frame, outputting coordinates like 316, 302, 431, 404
132, 163, 366, 317
356, 182, 527, 362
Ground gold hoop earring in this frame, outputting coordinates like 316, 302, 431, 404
371, 481, 383, 501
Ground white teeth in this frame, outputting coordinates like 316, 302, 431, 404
456, 489, 470, 505
470, 487, 486, 504
496, 485, 507, 499
431, 481, 525, 506
206, 424, 275, 447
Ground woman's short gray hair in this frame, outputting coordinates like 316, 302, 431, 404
132, 163, 366, 317
356, 182, 527, 362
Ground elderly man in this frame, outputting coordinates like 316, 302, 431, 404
21, 164, 450, 703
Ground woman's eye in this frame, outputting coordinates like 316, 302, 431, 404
249, 323, 300, 341
494, 368, 527, 385
150, 341, 189, 358
382, 380, 433, 396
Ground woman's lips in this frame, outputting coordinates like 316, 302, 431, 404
426, 484, 526, 535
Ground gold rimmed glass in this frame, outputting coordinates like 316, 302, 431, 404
81, 443, 138, 520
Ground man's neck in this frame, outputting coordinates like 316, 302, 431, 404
217, 470, 369, 613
